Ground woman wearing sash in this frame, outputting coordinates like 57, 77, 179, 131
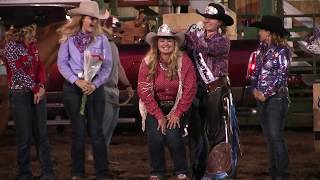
138, 24, 196, 180
184, 3, 234, 179
250, 15, 291, 180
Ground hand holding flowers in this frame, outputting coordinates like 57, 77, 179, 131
79, 48, 104, 115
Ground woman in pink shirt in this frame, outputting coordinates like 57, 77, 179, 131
138, 24, 196, 180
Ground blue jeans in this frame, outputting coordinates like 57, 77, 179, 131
146, 114, 188, 179
63, 82, 108, 178
257, 94, 290, 178
102, 93, 119, 157
9, 90, 54, 179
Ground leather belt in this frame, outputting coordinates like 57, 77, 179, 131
158, 101, 174, 107
206, 76, 228, 93
277, 87, 289, 96
10, 89, 31, 94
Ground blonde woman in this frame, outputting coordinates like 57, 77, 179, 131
250, 15, 291, 180
3, 14, 54, 180
138, 24, 196, 180
57, 1, 112, 180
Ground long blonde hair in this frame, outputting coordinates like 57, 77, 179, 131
57, 15, 103, 43
270, 32, 287, 46
146, 37, 182, 80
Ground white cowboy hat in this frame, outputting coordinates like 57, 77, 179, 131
145, 24, 185, 47
69, 1, 106, 19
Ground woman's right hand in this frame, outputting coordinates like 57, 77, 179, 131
157, 117, 167, 135
75, 79, 90, 91
253, 88, 266, 102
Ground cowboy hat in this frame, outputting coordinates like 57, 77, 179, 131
196, 3, 234, 26
69, 1, 106, 19
145, 24, 185, 47
250, 15, 290, 37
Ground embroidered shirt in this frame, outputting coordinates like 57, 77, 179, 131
3, 41, 45, 93
185, 30, 230, 78
251, 42, 291, 98
137, 53, 196, 120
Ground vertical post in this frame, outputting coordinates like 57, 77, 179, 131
228, 0, 236, 12
95, 0, 105, 10
159, 0, 173, 14
109, 0, 119, 16
261, 0, 284, 17
261, 0, 274, 16
276, 0, 284, 17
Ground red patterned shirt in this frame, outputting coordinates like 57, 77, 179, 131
138, 53, 196, 120
3, 41, 45, 94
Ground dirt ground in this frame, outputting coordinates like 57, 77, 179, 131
0, 126, 320, 180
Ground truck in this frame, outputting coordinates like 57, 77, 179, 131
0, 0, 312, 133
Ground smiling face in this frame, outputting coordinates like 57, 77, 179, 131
81, 16, 98, 33
259, 29, 271, 43
203, 18, 222, 33
157, 37, 175, 56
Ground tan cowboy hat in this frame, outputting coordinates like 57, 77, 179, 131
145, 24, 185, 47
69, 1, 106, 19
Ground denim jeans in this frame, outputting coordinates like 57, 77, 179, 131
257, 94, 290, 178
146, 113, 188, 179
102, 93, 119, 158
9, 90, 54, 179
63, 82, 108, 178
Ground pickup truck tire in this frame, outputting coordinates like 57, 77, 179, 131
0, 75, 9, 135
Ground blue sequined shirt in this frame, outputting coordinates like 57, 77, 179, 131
251, 42, 291, 98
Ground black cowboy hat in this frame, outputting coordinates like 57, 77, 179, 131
250, 15, 290, 37
196, 3, 234, 26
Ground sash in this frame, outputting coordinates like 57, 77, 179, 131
195, 52, 218, 84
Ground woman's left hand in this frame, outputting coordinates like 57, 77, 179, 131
253, 89, 266, 102
166, 114, 180, 129
126, 86, 134, 99
34, 87, 45, 104
83, 83, 96, 95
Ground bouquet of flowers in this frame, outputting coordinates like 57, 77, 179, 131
79, 47, 103, 115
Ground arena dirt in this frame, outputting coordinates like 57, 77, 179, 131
0, 126, 320, 180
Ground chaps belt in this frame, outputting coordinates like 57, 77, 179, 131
206, 77, 228, 93
277, 86, 289, 96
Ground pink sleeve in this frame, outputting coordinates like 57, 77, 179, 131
173, 54, 197, 118
137, 60, 164, 121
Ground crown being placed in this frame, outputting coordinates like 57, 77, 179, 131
204, 6, 218, 15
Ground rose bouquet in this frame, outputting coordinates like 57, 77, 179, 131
79, 48, 103, 115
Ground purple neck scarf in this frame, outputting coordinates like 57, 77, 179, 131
73, 31, 92, 53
